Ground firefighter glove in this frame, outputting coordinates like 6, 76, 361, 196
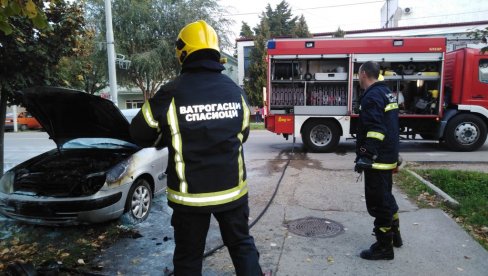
354, 156, 373, 173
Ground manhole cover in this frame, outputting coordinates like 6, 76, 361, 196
286, 217, 344, 238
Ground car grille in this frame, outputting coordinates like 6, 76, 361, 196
0, 192, 122, 222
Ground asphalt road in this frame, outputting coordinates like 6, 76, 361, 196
2, 130, 488, 275
4, 130, 488, 171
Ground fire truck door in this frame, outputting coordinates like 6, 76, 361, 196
468, 57, 488, 109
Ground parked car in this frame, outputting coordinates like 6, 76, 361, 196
0, 87, 168, 225
17, 111, 42, 130
4, 113, 14, 131
4, 111, 42, 131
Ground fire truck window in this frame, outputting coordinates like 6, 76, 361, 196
479, 60, 488, 83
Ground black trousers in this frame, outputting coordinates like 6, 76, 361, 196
171, 203, 262, 276
364, 169, 399, 229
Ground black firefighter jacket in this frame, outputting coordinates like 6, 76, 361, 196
356, 81, 399, 170
130, 59, 251, 213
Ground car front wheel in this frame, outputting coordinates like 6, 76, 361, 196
122, 179, 152, 224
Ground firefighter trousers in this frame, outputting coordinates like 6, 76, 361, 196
171, 203, 262, 276
364, 169, 399, 229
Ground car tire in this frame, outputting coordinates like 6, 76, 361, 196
121, 179, 153, 224
19, 124, 28, 131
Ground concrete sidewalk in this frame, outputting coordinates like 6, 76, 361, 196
203, 157, 488, 276
90, 149, 488, 275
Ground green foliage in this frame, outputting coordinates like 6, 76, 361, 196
292, 15, 312, 38
468, 27, 488, 53
396, 168, 488, 248
250, 122, 265, 130
0, 0, 85, 174
0, 0, 85, 100
239, 21, 254, 38
54, 0, 108, 94
333, 27, 345, 38
264, 1, 297, 37
394, 170, 435, 208
243, 16, 269, 106
87, 0, 233, 100
416, 169, 488, 226
0, 0, 48, 35
243, 0, 310, 106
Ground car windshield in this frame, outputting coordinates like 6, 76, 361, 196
62, 138, 140, 150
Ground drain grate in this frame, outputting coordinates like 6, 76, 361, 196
286, 217, 344, 238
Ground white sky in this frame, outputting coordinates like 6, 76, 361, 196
219, 0, 385, 39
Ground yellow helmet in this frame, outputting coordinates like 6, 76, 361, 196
175, 20, 220, 64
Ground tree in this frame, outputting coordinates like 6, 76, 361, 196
468, 27, 488, 53
265, 1, 297, 37
244, 15, 269, 106
0, 0, 85, 174
243, 0, 308, 106
0, 0, 48, 35
239, 21, 254, 38
333, 27, 346, 38
87, 0, 233, 100
292, 15, 312, 38
55, 0, 108, 94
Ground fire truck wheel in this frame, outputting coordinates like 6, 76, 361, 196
444, 114, 487, 152
302, 120, 340, 153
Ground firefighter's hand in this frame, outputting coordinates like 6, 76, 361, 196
354, 157, 373, 173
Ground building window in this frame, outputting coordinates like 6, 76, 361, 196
126, 100, 144, 109
479, 60, 488, 83
244, 46, 253, 78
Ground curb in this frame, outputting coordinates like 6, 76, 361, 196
404, 168, 460, 208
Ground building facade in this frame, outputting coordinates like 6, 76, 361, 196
381, 0, 488, 28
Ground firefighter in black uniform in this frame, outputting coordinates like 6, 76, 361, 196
130, 20, 263, 275
355, 61, 403, 260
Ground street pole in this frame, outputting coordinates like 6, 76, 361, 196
13, 105, 17, 132
104, 0, 118, 106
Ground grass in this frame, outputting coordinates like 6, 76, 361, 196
394, 170, 436, 208
394, 168, 488, 250
250, 122, 265, 130
415, 169, 488, 226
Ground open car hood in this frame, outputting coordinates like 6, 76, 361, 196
16, 87, 133, 146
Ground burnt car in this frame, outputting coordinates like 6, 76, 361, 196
0, 87, 167, 225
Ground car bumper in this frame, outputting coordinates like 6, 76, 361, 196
0, 191, 123, 225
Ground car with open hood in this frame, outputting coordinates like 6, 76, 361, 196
0, 87, 167, 225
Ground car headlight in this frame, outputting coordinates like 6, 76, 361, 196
0, 171, 15, 194
105, 158, 130, 186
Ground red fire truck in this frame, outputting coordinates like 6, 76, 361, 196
264, 37, 488, 152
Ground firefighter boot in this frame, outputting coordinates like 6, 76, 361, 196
392, 213, 403, 248
360, 228, 394, 260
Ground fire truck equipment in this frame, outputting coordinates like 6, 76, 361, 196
264, 37, 488, 152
